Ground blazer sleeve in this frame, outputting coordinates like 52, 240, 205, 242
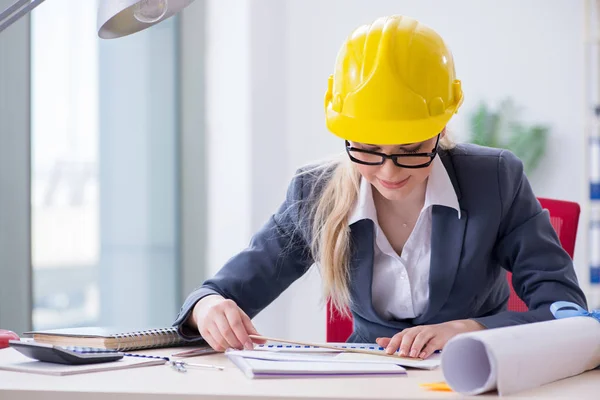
173, 171, 314, 339
473, 150, 587, 329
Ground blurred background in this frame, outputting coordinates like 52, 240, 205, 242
0, 0, 598, 341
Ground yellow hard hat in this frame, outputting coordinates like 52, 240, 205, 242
325, 15, 463, 145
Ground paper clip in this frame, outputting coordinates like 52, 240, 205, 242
169, 360, 225, 373
170, 360, 187, 373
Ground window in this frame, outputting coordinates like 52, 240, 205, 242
31, 0, 179, 330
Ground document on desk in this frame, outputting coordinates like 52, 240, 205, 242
334, 352, 440, 370
252, 343, 441, 370
0, 348, 166, 376
226, 350, 407, 379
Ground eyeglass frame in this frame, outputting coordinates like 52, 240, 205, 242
345, 134, 441, 169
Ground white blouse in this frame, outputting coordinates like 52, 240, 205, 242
348, 157, 461, 320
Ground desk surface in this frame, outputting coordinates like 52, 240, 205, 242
0, 346, 599, 400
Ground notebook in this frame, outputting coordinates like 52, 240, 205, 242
23, 327, 196, 351
225, 350, 407, 379
0, 347, 165, 376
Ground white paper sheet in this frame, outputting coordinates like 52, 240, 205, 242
252, 342, 440, 369
226, 350, 339, 362
225, 350, 406, 379
334, 352, 441, 370
227, 349, 439, 370
441, 317, 600, 396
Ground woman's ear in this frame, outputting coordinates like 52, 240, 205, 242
440, 127, 447, 139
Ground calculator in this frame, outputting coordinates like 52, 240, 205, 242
9, 340, 124, 365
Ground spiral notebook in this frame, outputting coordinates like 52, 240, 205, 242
23, 327, 194, 351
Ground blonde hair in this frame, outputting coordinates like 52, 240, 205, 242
308, 135, 455, 317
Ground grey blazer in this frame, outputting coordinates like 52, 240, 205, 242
173, 144, 587, 343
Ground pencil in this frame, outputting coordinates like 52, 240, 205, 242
248, 334, 423, 361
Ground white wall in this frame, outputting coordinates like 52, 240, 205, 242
204, 0, 588, 341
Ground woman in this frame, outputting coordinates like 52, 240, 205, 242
174, 15, 586, 360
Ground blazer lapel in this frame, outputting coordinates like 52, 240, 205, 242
416, 205, 468, 323
415, 150, 467, 324
438, 150, 461, 200
348, 219, 379, 321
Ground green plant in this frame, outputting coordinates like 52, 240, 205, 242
468, 98, 549, 175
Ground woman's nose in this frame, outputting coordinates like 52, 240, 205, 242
380, 156, 401, 176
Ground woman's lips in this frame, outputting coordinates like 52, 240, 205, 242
378, 176, 410, 189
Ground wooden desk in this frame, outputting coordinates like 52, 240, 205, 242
0, 347, 598, 399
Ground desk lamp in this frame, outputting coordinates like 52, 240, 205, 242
0, 0, 196, 37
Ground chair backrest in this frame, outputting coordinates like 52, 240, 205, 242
325, 197, 581, 342
506, 197, 580, 312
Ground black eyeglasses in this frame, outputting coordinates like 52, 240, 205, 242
345, 134, 440, 169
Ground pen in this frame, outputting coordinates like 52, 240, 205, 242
171, 347, 218, 357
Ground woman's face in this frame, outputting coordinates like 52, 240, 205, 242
349, 133, 442, 202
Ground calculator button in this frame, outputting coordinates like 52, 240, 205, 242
62, 346, 118, 354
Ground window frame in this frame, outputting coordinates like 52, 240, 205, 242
0, 5, 33, 334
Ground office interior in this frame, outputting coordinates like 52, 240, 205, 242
0, 0, 597, 342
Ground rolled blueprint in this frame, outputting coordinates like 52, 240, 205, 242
441, 302, 600, 396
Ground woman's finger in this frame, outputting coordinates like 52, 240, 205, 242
225, 307, 253, 350
419, 342, 440, 359
213, 313, 244, 349
385, 331, 406, 355
200, 329, 223, 352
376, 337, 391, 348
409, 329, 435, 358
399, 328, 420, 357
239, 310, 266, 345
205, 324, 229, 352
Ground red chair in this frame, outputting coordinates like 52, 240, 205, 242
506, 197, 580, 312
326, 197, 581, 342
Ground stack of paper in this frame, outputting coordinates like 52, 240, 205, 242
252, 342, 441, 370
226, 349, 441, 379
334, 352, 440, 370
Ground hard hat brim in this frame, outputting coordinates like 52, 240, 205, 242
326, 104, 458, 145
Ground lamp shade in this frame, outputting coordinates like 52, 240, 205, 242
98, 0, 195, 39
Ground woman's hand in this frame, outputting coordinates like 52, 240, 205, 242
376, 319, 485, 359
190, 295, 266, 351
